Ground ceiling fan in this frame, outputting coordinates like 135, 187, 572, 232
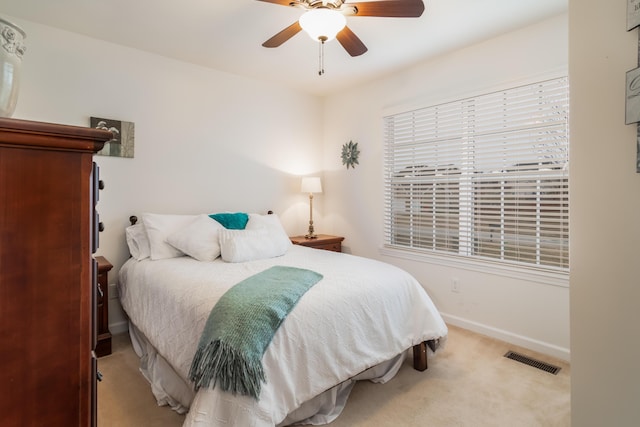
258, 0, 425, 58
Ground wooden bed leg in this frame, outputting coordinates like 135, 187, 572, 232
413, 342, 428, 371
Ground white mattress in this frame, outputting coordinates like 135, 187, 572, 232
119, 245, 447, 426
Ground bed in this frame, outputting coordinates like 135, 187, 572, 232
118, 212, 448, 426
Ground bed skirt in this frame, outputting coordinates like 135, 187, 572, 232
128, 322, 406, 425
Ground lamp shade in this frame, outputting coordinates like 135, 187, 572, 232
299, 9, 346, 42
301, 176, 322, 194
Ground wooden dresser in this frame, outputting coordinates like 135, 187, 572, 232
0, 118, 111, 426
95, 255, 113, 357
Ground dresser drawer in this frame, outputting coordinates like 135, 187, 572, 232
313, 241, 341, 252
290, 235, 344, 253
95, 256, 113, 357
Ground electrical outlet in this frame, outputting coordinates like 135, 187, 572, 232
451, 278, 460, 293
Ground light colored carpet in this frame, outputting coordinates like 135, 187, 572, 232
97, 324, 570, 426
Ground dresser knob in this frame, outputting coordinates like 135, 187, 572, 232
98, 180, 105, 190
98, 222, 104, 232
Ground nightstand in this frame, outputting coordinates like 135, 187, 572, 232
95, 256, 113, 357
290, 234, 344, 252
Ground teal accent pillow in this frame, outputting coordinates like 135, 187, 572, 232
209, 212, 249, 230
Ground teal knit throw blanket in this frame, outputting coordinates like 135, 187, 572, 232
188, 266, 323, 399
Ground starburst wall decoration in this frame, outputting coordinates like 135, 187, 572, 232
341, 140, 360, 169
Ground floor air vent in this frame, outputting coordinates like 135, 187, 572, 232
504, 351, 561, 375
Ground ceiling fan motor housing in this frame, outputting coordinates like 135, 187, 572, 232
304, 1, 346, 10
260, 0, 425, 57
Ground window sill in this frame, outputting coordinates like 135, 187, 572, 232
379, 245, 569, 288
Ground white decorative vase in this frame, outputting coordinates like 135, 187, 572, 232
0, 18, 26, 118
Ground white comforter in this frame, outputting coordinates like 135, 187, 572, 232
119, 245, 447, 426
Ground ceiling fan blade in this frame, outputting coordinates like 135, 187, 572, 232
348, 0, 425, 17
262, 21, 302, 48
255, 0, 295, 6
336, 26, 368, 57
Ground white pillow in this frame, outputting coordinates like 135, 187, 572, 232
219, 228, 288, 263
166, 214, 224, 262
246, 213, 292, 253
141, 213, 199, 260
125, 223, 151, 260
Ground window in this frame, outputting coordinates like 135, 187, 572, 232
383, 77, 569, 271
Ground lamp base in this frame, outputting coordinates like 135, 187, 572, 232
306, 193, 317, 239
305, 221, 317, 239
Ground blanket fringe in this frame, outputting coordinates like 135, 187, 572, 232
188, 339, 266, 399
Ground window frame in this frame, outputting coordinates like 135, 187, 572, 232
381, 74, 570, 287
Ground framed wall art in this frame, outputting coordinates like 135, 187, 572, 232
637, 126, 640, 172
625, 67, 640, 125
628, 0, 640, 31
627, 1, 640, 172
90, 116, 135, 158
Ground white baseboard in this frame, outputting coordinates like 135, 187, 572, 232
440, 312, 570, 362
109, 320, 129, 335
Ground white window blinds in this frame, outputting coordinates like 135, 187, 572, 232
383, 77, 569, 271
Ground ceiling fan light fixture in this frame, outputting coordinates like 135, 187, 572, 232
299, 9, 346, 42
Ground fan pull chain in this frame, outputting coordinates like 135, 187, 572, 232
318, 36, 327, 76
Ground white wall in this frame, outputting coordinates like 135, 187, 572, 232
322, 14, 570, 360
9, 17, 324, 333
8, 13, 573, 360
569, 0, 640, 425
10, 4, 640, 424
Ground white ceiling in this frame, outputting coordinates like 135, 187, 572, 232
1, 0, 567, 97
